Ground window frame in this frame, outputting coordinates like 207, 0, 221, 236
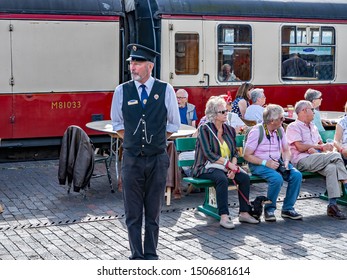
281, 25, 336, 82
217, 24, 252, 83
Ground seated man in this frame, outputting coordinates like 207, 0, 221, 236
176, 89, 198, 127
286, 100, 347, 219
218, 63, 240, 82
244, 104, 303, 222
282, 53, 308, 78
244, 88, 266, 123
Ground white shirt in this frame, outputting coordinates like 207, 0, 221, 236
226, 112, 245, 128
244, 104, 264, 123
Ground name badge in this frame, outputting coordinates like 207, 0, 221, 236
128, 99, 138, 105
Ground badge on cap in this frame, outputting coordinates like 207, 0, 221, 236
154, 94, 159, 100
132, 45, 137, 51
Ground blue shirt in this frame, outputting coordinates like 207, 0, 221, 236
179, 105, 198, 125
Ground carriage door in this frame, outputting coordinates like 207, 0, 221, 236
166, 20, 206, 89
0, 20, 13, 140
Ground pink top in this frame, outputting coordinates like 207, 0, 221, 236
286, 120, 322, 165
244, 126, 286, 161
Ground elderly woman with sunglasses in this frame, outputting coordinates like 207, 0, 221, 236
304, 88, 331, 132
334, 102, 347, 166
192, 96, 259, 229
244, 104, 303, 222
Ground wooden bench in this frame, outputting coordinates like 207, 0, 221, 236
175, 129, 347, 220
175, 137, 237, 220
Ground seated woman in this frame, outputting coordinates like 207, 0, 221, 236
304, 88, 331, 131
334, 102, 347, 165
192, 96, 259, 229
231, 82, 253, 118
220, 93, 247, 133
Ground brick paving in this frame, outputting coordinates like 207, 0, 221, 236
1, 159, 347, 260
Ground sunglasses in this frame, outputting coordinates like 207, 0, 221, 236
304, 108, 315, 112
217, 110, 229, 114
274, 116, 285, 122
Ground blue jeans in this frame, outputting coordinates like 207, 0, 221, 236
249, 163, 302, 212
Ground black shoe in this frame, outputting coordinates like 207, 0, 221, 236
327, 204, 346, 220
264, 210, 276, 222
281, 209, 303, 220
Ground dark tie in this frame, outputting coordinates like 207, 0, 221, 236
140, 84, 148, 108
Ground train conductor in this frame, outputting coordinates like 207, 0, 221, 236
111, 44, 180, 260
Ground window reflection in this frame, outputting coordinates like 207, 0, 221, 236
217, 24, 252, 82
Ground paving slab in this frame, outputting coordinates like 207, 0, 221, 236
1, 159, 347, 260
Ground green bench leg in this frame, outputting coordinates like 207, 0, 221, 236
319, 183, 347, 206
197, 187, 221, 220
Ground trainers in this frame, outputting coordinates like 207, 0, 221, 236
264, 210, 276, 222
220, 216, 235, 229
239, 213, 260, 224
281, 209, 303, 220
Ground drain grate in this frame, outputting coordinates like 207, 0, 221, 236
0, 192, 323, 232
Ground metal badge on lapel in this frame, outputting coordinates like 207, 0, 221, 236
154, 94, 159, 100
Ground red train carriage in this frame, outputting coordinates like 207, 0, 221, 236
0, 0, 123, 147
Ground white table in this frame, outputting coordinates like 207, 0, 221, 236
86, 121, 121, 190
86, 120, 196, 139
285, 110, 344, 126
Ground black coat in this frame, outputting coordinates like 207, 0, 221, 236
58, 125, 94, 192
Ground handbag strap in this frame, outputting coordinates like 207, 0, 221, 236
204, 123, 222, 146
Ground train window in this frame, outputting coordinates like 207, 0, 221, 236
175, 33, 199, 75
321, 27, 334, 45
217, 24, 252, 82
281, 25, 335, 81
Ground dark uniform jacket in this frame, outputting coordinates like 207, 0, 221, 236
58, 125, 95, 192
122, 80, 167, 156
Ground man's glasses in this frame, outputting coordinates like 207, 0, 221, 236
314, 97, 322, 100
176, 96, 187, 99
217, 110, 229, 114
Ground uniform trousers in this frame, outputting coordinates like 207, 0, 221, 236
121, 150, 169, 260
296, 152, 347, 198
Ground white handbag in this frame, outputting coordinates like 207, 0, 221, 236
204, 160, 228, 172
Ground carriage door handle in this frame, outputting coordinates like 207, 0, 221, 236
199, 73, 209, 89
